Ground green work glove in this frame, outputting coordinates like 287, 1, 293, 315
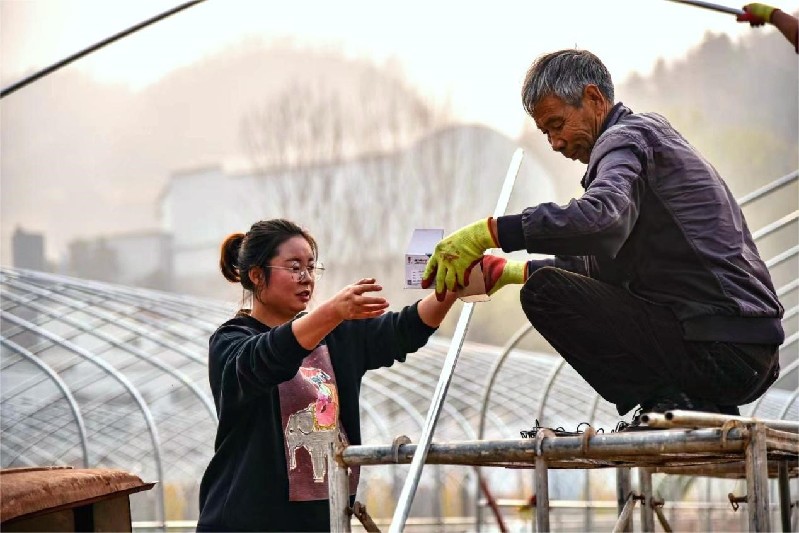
421, 217, 498, 297
737, 3, 776, 25
481, 255, 528, 296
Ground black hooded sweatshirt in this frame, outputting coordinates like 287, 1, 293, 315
197, 302, 436, 532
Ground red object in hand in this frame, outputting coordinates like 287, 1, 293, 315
480, 255, 508, 295
422, 257, 485, 301
737, 11, 766, 25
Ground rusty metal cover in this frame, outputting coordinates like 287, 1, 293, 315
0, 466, 155, 523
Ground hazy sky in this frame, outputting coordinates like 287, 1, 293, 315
1, 0, 763, 137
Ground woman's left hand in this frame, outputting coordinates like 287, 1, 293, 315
328, 278, 390, 320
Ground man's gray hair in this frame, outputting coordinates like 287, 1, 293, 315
521, 49, 615, 116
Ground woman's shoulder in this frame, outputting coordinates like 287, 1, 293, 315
212, 313, 269, 340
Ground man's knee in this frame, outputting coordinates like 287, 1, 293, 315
520, 267, 571, 321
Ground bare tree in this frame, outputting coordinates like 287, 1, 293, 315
239, 61, 452, 296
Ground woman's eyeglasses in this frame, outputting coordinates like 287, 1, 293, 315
265, 262, 325, 282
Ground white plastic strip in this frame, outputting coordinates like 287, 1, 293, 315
389, 148, 524, 533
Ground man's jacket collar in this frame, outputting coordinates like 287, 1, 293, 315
581, 102, 631, 189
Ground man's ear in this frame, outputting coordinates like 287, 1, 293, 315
583, 83, 605, 106
582, 84, 606, 109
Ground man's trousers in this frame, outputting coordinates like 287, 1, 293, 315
520, 267, 779, 416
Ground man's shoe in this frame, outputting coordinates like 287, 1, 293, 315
617, 393, 719, 432
615, 407, 658, 432
717, 405, 741, 416
643, 392, 720, 415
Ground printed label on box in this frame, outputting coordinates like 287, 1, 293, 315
404, 229, 443, 289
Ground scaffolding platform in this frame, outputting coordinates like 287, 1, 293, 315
328, 414, 799, 532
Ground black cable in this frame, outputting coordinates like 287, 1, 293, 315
1, 0, 207, 99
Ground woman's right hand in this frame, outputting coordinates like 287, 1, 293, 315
329, 278, 390, 320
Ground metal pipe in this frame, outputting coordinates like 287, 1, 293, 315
583, 457, 593, 532
359, 379, 425, 506
1, 268, 220, 346
585, 392, 603, 532
475, 323, 533, 531
372, 360, 478, 440
766, 245, 799, 268
328, 442, 352, 532
364, 366, 456, 519
1, 0, 207, 98
778, 389, 799, 420
752, 210, 799, 241
640, 410, 799, 432
475, 471, 509, 533
616, 468, 632, 533
388, 148, 524, 533
475, 499, 747, 510
390, 279, 474, 530
704, 475, 713, 533
1, 338, 91, 467
476, 323, 534, 441
368, 352, 480, 522
0, 310, 167, 528
343, 428, 751, 466
664, 0, 744, 15
359, 397, 392, 443
2, 431, 62, 467
535, 454, 550, 532
2, 290, 218, 422
738, 171, 798, 206
653, 504, 674, 532
3, 275, 209, 364
535, 358, 567, 425
639, 468, 655, 532
612, 493, 636, 533
777, 279, 798, 297
748, 358, 799, 417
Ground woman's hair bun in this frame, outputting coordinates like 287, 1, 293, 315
219, 233, 245, 283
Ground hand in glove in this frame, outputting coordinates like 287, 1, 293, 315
421, 218, 498, 298
737, 3, 776, 25
481, 255, 528, 296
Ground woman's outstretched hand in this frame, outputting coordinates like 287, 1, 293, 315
292, 278, 389, 349
330, 278, 390, 320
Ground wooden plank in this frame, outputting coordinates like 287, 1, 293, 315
1, 467, 154, 525
746, 423, 771, 531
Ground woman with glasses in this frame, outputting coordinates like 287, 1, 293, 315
197, 218, 458, 532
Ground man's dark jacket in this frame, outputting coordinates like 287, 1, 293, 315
497, 103, 784, 345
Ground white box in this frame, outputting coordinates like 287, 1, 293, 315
404, 229, 443, 289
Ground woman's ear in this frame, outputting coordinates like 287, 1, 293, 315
248, 266, 263, 287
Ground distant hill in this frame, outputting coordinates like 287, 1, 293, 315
620, 25, 798, 194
